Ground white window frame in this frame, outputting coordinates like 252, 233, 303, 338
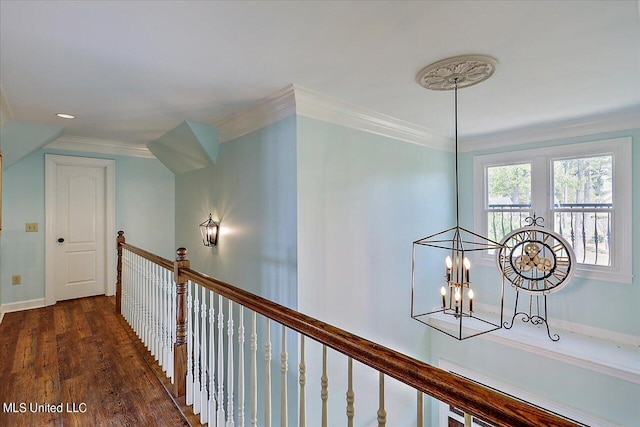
473, 137, 632, 283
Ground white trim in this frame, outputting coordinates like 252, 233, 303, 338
45, 155, 116, 306
0, 298, 46, 316
473, 137, 633, 283
293, 85, 451, 150
473, 301, 640, 347
215, 84, 451, 149
460, 107, 640, 152
215, 85, 297, 143
430, 305, 640, 384
47, 135, 155, 158
438, 359, 622, 427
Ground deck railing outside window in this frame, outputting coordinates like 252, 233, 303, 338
488, 203, 612, 266
552, 203, 613, 266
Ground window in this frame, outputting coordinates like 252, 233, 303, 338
486, 163, 531, 244
473, 137, 632, 283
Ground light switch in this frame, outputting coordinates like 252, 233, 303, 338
26, 223, 38, 232
12, 275, 21, 285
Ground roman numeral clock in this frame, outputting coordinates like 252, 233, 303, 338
496, 215, 576, 341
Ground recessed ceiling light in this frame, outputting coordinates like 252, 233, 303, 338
55, 113, 76, 119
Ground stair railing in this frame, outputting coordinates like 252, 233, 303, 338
115, 231, 578, 427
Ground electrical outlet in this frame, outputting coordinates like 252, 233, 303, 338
26, 222, 39, 232
12, 275, 21, 285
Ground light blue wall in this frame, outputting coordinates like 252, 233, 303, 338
174, 115, 297, 305
0, 148, 175, 305
174, 115, 298, 425
296, 116, 454, 426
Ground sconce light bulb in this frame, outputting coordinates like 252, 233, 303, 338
445, 256, 453, 269
440, 286, 447, 296
468, 289, 474, 300
463, 257, 471, 270
454, 289, 461, 301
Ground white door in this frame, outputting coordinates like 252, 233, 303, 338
54, 163, 106, 301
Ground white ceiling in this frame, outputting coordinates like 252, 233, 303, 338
1, 0, 639, 145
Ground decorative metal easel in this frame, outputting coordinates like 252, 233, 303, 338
503, 290, 560, 341
503, 213, 575, 341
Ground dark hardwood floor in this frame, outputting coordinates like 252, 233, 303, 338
0, 296, 190, 426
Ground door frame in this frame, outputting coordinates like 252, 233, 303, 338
45, 154, 115, 306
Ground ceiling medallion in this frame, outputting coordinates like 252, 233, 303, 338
416, 54, 497, 91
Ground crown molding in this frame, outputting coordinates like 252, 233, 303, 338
47, 135, 155, 158
293, 85, 451, 150
215, 84, 451, 149
0, 83, 15, 127
215, 85, 297, 143
460, 106, 640, 152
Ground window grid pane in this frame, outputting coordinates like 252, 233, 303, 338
552, 155, 613, 266
553, 206, 612, 266
487, 163, 532, 245
487, 206, 532, 244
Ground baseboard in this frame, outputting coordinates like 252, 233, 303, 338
0, 298, 46, 323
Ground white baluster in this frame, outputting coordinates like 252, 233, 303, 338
200, 286, 209, 424
217, 295, 226, 426
377, 373, 386, 427
143, 259, 150, 348
280, 325, 287, 427
186, 280, 194, 406
137, 255, 142, 337
162, 267, 169, 371
169, 268, 176, 382
133, 254, 139, 335
321, 345, 328, 427
209, 289, 217, 426
124, 250, 130, 323
265, 319, 272, 427
146, 259, 152, 348
158, 270, 167, 372
346, 357, 354, 427
121, 250, 127, 323
149, 263, 156, 359
250, 312, 258, 427
128, 252, 134, 330
417, 390, 423, 427
140, 258, 146, 345
227, 300, 235, 427
193, 284, 201, 415
238, 307, 245, 427
299, 336, 306, 427
154, 263, 161, 361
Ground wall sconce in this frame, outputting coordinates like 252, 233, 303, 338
199, 213, 219, 247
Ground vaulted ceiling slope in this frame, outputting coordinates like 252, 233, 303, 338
0, 1, 638, 148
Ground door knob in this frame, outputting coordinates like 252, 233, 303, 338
58, 238, 65, 243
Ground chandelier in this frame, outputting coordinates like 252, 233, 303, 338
411, 55, 505, 340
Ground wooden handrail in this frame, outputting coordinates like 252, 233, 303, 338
120, 241, 174, 270
115, 233, 578, 427
181, 267, 577, 427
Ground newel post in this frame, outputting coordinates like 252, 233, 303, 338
174, 247, 190, 398
116, 231, 125, 314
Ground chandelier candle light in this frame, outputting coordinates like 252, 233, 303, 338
411, 55, 505, 340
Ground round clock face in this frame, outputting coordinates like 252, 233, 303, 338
496, 226, 576, 295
